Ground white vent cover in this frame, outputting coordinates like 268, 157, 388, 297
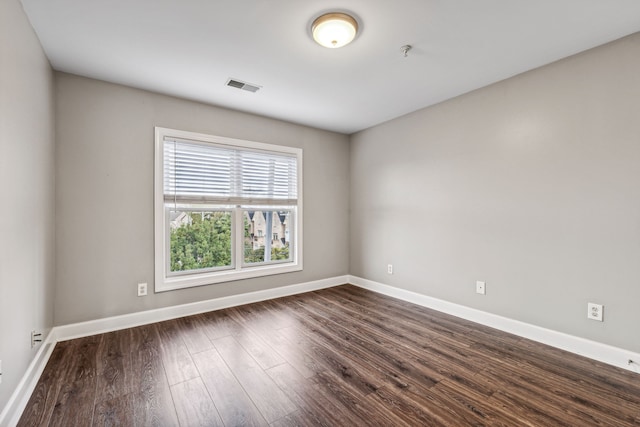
226, 78, 261, 93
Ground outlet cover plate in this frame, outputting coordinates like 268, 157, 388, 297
137, 282, 148, 297
587, 303, 603, 321
476, 281, 486, 295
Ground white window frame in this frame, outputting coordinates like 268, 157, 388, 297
154, 127, 303, 292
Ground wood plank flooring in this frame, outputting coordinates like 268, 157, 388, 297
18, 285, 640, 426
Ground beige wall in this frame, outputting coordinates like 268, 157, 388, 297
54, 73, 350, 325
0, 0, 56, 414
350, 33, 640, 352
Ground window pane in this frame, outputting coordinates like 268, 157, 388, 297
244, 210, 292, 264
169, 210, 232, 272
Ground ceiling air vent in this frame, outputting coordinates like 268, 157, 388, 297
226, 78, 261, 93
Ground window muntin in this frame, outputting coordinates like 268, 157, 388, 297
155, 127, 302, 292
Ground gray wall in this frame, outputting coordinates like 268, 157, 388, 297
55, 73, 350, 325
350, 33, 640, 353
0, 0, 56, 413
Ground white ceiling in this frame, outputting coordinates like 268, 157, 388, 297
21, 0, 640, 134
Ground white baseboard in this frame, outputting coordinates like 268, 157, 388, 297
348, 275, 640, 374
0, 275, 348, 426
55, 275, 349, 342
0, 331, 57, 427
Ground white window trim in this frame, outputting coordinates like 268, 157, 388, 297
154, 127, 303, 292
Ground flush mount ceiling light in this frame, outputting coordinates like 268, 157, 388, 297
311, 12, 358, 48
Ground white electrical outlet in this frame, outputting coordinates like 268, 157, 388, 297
587, 303, 603, 321
137, 282, 148, 297
387, 264, 393, 274
476, 281, 486, 295
0, 359, 3, 384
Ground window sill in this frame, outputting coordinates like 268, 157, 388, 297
155, 262, 303, 292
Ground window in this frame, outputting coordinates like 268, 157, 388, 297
155, 127, 302, 292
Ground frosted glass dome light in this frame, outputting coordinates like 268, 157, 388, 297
311, 13, 358, 48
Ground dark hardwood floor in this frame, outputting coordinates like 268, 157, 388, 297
18, 285, 640, 426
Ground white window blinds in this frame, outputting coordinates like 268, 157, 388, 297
163, 137, 298, 205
